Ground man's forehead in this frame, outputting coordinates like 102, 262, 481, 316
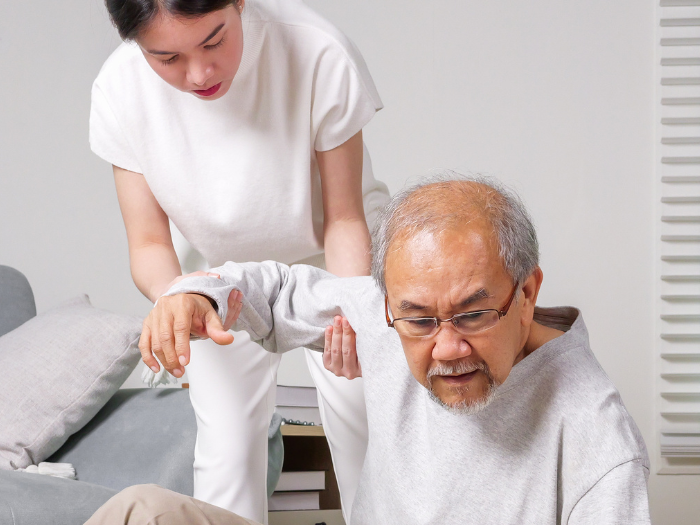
387, 223, 499, 272
384, 222, 510, 305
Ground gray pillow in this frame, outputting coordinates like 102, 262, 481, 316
0, 295, 142, 470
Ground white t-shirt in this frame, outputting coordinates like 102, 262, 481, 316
90, 0, 389, 267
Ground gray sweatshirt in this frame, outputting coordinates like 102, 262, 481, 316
168, 261, 651, 525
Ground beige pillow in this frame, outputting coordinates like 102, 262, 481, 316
0, 295, 142, 470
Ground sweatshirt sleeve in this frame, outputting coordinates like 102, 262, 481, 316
568, 460, 651, 525
162, 261, 346, 353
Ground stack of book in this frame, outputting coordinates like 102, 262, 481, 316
269, 385, 327, 512
268, 470, 326, 511
275, 384, 322, 426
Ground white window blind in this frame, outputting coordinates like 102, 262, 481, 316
657, 0, 700, 474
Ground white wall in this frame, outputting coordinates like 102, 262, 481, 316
0, 1, 145, 316
1, 0, 696, 522
301, 2, 696, 522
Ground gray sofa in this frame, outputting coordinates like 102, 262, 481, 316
0, 266, 282, 525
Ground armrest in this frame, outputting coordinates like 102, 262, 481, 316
0, 265, 36, 337
0, 470, 116, 525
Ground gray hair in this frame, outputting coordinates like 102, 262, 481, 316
370, 172, 540, 294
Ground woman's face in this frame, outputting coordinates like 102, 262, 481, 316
136, 3, 244, 100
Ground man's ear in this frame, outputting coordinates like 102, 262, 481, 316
519, 267, 544, 324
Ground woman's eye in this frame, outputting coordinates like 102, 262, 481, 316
205, 36, 225, 50
160, 55, 178, 66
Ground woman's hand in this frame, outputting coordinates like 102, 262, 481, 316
139, 288, 243, 378
323, 316, 362, 379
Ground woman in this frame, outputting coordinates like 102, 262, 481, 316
91, 0, 388, 522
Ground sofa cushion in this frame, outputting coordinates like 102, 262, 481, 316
0, 294, 142, 470
50, 388, 196, 496
0, 265, 36, 337
0, 469, 116, 525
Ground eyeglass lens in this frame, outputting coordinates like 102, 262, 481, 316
394, 310, 500, 337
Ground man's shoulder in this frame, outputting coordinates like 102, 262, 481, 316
552, 349, 647, 456
526, 312, 650, 492
510, 307, 649, 464
546, 345, 650, 520
535, 312, 645, 444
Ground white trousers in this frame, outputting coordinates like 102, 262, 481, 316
186, 330, 368, 524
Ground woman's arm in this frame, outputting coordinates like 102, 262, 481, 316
316, 130, 368, 377
316, 130, 372, 277
113, 165, 182, 303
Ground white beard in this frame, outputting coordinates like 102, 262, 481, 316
426, 360, 500, 415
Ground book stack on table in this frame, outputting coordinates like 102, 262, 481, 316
274, 384, 322, 426
270, 385, 327, 513
268, 470, 326, 511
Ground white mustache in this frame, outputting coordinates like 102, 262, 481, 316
427, 360, 487, 380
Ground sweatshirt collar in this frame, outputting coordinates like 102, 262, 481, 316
496, 306, 589, 395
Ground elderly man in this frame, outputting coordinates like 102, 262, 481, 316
88, 175, 650, 525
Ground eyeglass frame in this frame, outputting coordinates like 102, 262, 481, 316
384, 283, 519, 338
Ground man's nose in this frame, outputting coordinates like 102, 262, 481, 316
431, 324, 472, 362
187, 60, 214, 86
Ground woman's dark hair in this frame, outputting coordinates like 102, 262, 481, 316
105, 0, 240, 41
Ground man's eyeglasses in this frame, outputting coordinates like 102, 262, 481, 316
385, 284, 519, 338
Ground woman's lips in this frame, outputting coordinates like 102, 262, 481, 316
193, 82, 222, 97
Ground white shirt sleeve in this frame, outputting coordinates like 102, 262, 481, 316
311, 42, 383, 152
89, 83, 142, 174
568, 460, 651, 525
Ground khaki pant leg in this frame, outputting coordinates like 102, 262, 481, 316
85, 485, 261, 525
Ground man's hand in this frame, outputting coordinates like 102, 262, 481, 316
323, 316, 362, 379
139, 289, 243, 377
